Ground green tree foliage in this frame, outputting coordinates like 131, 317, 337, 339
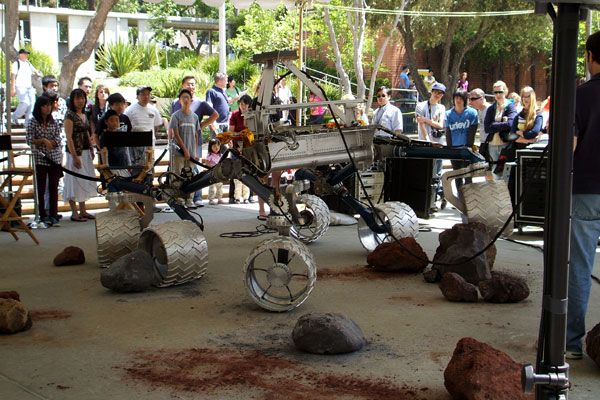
96, 40, 141, 77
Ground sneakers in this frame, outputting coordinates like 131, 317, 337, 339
565, 350, 583, 360
248, 197, 255, 203
49, 216, 61, 227
185, 200, 197, 209
218, 199, 226, 204
235, 199, 241, 204
209, 199, 218, 205
243, 199, 249, 204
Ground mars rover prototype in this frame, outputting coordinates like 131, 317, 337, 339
94, 50, 512, 312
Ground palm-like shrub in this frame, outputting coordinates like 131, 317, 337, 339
136, 41, 161, 71
96, 40, 141, 78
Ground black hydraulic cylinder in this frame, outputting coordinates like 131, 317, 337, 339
537, 3, 579, 399
241, 174, 274, 204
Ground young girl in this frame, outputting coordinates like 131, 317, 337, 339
203, 139, 224, 205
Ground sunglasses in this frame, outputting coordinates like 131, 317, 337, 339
376, 94, 387, 98
493, 91, 504, 94
469, 96, 482, 101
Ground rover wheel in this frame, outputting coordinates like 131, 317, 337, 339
357, 201, 418, 252
290, 194, 330, 244
96, 210, 141, 268
138, 221, 208, 287
243, 236, 316, 312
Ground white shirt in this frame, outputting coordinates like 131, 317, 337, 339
415, 100, 446, 144
373, 103, 403, 138
124, 102, 163, 145
277, 85, 292, 104
11, 60, 36, 88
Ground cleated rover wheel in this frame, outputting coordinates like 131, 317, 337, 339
96, 210, 142, 268
243, 236, 316, 312
138, 221, 208, 287
357, 201, 418, 252
290, 194, 330, 244
460, 181, 514, 236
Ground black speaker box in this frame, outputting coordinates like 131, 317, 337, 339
384, 158, 435, 218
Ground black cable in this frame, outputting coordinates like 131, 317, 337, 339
301, 67, 550, 267
42, 154, 103, 182
153, 148, 168, 168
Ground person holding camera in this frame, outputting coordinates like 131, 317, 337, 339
416, 82, 447, 210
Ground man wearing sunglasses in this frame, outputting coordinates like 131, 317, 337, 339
372, 86, 403, 139
468, 88, 491, 160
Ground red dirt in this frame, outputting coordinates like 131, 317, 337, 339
29, 309, 72, 321
122, 347, 427, 400
317, 266, 403, 281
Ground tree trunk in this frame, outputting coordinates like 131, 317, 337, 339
324, 8, 352, 96
351, 0, 367, 100
397, 13, 428, 100
366, 13, 401, 112
0, 0, 19, 62
58, 0, 119, 98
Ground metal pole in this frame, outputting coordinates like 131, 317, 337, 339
218, 2, 226, 74
296, 2, 304, 127
586, 9, 592, 80
4, 2, 13, 139
537, 3, 580, 400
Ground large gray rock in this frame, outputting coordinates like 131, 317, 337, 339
329, 212, 357, 226
478, 272, 530, 303
292, 313, 366, 354
100, 250, 159, 293
439, 272, 479, 302
424, 222, 496, 284
444, 337, 533, 400
53, 246, 85, 266
586, 322, 600, 369
0, 298, 32, 334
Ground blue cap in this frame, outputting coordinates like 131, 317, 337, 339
431, 82, 446, 93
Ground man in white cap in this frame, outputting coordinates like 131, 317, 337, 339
124, 86, 164, 167
10, 49, 39, 125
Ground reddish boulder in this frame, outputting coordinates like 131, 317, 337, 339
586, 322, 600, 369
444, 337, 533, 400
53, 246, 85, 266
439, 272, 478, 302
478, 272, 530, 303
0, 298, 32, 334
0, 291, 20, 301
366, 238, 428, 273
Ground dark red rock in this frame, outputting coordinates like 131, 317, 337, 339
0, 291, 20, 301
366, 238, 428, 273
478, 272, 530, 303
53, 246, 85, 266
0, 298, 31, 334
439, 272, 478, 302
444, 337, 534, 400
585, 322, 600, 369
425, 222, 496, 284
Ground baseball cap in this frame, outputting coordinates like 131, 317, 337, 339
136, 86, 152, 95
107, 93, 126, 104
18, 49, 30, 54
431, 82, 446, 93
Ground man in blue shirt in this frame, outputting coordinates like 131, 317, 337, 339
445, 89, 478, 190
205, 72, 230, 137
567, 30, 600, 360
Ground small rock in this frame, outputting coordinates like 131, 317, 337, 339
367, 238, 428, 273
329, 212, 357, 226
478, 272, 530, 303
439, 272, 478, 302
100, 250, 159, 293
0, 298, 32, 334
53, 246, 85, 266
585, 322, 600, 368
0, 291, 20, 301
425, 222, 496, 284
292, 313, 366, 354
444, 337, 533, 400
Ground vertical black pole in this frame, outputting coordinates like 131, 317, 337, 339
537, 3, 580, 399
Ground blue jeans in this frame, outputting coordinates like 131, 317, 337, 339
192, 141, 203, 203
567, 194, 600, 352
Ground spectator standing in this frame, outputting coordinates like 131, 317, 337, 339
508, 92, 523, 113
203, 139, 224, 205
567, 30, 600, 360
95, 93, 133, 146
77, 77, 94, 117
399, 65, 410, 93
468, 88, 491, 160
10, 49, 39, 125
510, 86, 543, 146
483, 80, 517, 178
423, 69, 436, 93
416, 82, 447, 210
63, 89, 96, 222
228, 94, 252, 203
225, 76, 243, 112
372, 86, 403, 138
277, 77, 293, 122
102, 109, 133, 178
170, 89, 201, 209
445, 90, 478, 191
173, 75, 218, 206
41, 75, 67, 127
457, 72, 469, 92
26, 95, 63, 226
206, 72, 230, 136
92, 85, 110, 137
124, 86, 163, 169
308, 92, 325, 125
